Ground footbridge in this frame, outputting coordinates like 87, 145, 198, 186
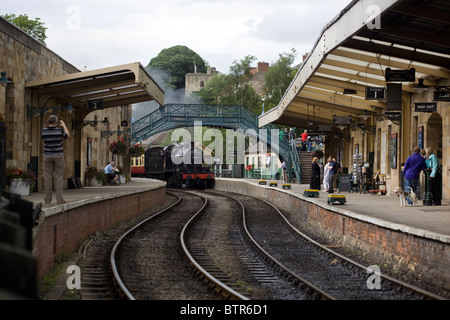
132, 104, 302, 183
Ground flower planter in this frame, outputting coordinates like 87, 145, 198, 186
89, 178, 102, 187
9, 179, 30, 196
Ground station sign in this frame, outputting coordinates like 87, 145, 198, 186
87, 99, 103, 110
318, 124, 333, 132
385, 68, 415, 82
415, 102, 437, 113
365, 87, 386, 100
333, 115, 352, 125
434, 90, 450, 101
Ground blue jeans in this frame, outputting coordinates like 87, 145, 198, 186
404, 178, 418, 205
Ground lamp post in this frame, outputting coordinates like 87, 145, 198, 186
0, 71, 14, 191
423, 170, 432, 206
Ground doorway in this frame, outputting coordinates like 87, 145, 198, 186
426, 113, 442, 160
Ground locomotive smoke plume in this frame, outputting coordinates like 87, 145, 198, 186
133, 68, 202, 121
170, 121, 280, 166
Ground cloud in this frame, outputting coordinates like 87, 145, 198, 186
252, 1, 353, 46
2, 0, 353, 74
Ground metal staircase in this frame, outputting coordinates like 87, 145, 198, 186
288, 142, 302, 184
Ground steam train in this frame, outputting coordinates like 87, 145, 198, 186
143, 142, 215, 189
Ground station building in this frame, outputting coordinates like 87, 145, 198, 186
259, 0, 450, 202
0, 17, 164, 191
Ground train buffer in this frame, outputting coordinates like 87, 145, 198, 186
303, 189, 319, 197
328, 195, 347, 205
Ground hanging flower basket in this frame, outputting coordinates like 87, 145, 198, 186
128, 144, 145, 158
109, 137, 128, 156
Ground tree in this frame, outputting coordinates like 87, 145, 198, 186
262, 49, 298, 109
3, 14, 47, 46
147, 45, 207, 90
197, 55, 262, 114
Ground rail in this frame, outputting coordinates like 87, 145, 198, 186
179, 191, 250, 300
110, 192, 182, 300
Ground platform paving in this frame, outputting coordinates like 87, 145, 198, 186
22, 178, 166, 218
240, 178, 450, 241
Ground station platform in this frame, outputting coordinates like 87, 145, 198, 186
24, 178, 166, 218
233, 179, 450, 242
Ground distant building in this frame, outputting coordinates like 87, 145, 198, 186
185, 62, 270, 98
185, 67, 217, 98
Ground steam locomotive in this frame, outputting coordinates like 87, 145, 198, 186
144, 142, 215, 189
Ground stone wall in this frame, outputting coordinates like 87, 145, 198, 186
0, 17, 133, 191
0, 17, 79, 172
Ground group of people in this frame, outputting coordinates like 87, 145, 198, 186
310, 156, 342, 193
403, 146, 441, 206
41, 115, 121, 204
278, 128, 313, 152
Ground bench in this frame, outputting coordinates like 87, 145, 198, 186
250, 169, 262, 179
328, 195, 346, 205
269, 182, 278, 187
259, 180, 267, 185
282, 184, 291, 190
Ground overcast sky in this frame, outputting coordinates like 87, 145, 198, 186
2, 0, 352, 74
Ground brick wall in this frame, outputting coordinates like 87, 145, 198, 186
33, 186, 166, 278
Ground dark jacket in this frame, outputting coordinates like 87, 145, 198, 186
403, 153, 426, 180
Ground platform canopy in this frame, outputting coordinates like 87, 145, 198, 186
26, 62, 164, 111
259, 0, 450, 129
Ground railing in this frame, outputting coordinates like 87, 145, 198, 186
132, 104, 301, 183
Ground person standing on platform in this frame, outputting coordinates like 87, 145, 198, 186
425, 147, 441, 205
310, 157, 321, 190
403, 146, 427, 205
281, 160, 288, 183
289, 128, 296, 148
327, 156, 336, 193
41, 115, 70, 204
323, 157, 331, 192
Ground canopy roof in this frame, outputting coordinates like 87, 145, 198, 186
26, 62, 164, 110
259, 0, 450, 129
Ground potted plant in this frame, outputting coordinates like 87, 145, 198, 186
94, 171, 107, 186
109, 137, 128, 156
86, 165, 106, 186
6, 165, 37, 196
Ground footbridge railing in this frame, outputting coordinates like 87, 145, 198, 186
132, 104, 301, 183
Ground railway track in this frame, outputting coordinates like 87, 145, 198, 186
78, 189, 445, 301
223, 191, 445, 300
